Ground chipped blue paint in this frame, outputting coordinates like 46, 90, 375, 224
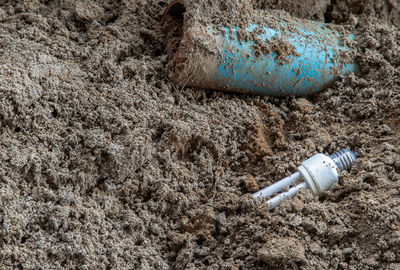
214, 21, 357, 96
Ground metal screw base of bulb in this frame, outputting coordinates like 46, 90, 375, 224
329, 149, 358, 172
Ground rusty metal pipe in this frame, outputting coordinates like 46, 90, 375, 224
163, 0, 358, 96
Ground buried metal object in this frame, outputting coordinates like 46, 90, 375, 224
163, 0, 358, 96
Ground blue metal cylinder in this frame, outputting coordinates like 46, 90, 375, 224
163, 1, 358, 96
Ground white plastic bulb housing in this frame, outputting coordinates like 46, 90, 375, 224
297, 153, 339, 196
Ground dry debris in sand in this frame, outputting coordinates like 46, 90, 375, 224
0, 0, 399, 269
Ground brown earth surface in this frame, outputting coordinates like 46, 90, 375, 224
0, 0, 399, 269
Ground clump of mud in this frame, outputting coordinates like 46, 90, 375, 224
0, 0, 399, 269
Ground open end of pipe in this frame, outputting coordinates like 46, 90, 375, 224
162, 1, 187, 72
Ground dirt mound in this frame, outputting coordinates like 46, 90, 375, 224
0, 0, 399, 269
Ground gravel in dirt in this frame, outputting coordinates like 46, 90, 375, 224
0, 0, 399, 269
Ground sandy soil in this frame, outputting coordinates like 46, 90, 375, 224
0, 0, 399, 269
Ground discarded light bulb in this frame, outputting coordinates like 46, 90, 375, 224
253, 149, 358, 210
